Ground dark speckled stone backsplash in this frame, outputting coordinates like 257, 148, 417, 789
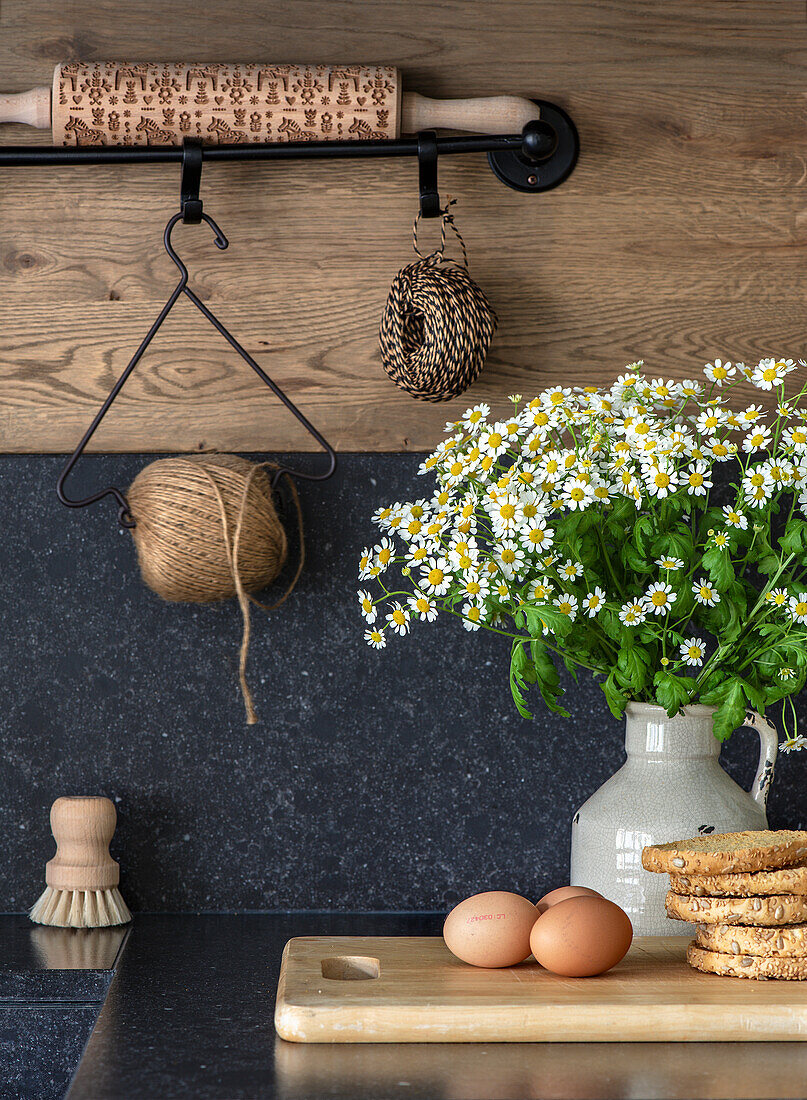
0, 455, 805, 912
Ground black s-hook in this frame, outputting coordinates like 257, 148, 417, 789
57, 139, 337, 528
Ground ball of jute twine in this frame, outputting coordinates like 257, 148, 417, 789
127, 454, 304, 725
379, 199, 498, 402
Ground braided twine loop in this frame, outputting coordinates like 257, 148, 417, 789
379, 200, 498, 402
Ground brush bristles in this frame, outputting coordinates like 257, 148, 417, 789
30, 886, 132, 928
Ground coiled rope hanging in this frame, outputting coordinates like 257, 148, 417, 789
379, 199, 498, 402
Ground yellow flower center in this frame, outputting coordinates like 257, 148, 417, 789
467, 606, 481, 622
427, 568, 444, 586
501, 548, 516, 564
699, 587, 712, 600
570, 487, 585, 501
652, 591, 668, 607
558, 601, 573, 615
392, 609, 406, 625
362, 598, 372, 613
796, 602, 807, 617
487, 432, 503, 448
712, 443, 728, 456
500, 503, 516, 520
655, 472, 670, 488
379, 548, 392, 564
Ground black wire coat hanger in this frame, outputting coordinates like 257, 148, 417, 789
56, 138, 337, 529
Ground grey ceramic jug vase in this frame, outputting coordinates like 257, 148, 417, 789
570, 703, 778, 935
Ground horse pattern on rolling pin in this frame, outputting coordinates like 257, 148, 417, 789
54, 62, 398, 145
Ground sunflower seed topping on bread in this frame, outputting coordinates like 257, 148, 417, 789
696, 922, 807, 957
642, 830, 807, 875
669, 863, 807, 897
687, 941, 807, 980
666, 891, 807, 926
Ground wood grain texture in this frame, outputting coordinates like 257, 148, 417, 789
275, 934, 807, 1043
0, 1, 806, 452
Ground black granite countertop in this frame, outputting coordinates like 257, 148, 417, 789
5, 913, 807, 1100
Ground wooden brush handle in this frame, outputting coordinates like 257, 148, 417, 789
45, 796, 120, 892
0, 63, 540, 145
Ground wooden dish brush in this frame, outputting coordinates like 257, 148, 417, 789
30, 796, 132, 928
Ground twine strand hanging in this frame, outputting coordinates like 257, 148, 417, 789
379, 198, 497, 402
127, 454, 304, 725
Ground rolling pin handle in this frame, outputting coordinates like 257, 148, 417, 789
417, 131, 441, 219
180, 138, 204, 224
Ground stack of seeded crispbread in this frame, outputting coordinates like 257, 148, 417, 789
642, 830, 807, 980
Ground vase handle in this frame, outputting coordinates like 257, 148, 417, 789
741, 709, 778, 809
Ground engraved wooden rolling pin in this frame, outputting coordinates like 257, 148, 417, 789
0, 62, 541, 146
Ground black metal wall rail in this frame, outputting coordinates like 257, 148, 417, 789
0, 100, 579, 197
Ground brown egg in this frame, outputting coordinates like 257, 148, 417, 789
443, 891, 538, 968
529, 895, 633, 977
535, 885, 602, 913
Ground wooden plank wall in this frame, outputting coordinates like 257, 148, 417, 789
0, 1, 805, 453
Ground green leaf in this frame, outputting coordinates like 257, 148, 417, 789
652, 671, 693, 716
617, 646, 650, 693
523, 604, 574, 639
712, 680, 746, 742
781, 519, 807, 556
603, 670, 629, 720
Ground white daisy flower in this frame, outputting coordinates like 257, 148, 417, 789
479, 422, 510, 458
766, 588, 789, 609
459, 572, 489, 601
679, 637, 706, 666
584, 587, 606, 617
553, 593, 578, 620
519, 521, 554, 553
462, 403, 490, 430
358, 547, 374, 580
681, 460, 712, 496
696, 406, 728, 434
563, 477, 596, 510
364, 628, 386, 649
559, 559, 584, 580
644, 461, 679, 499
541, 386, 573, 409
408, 593, 438, 621
703, 359, 735, 386
783, 425, 807, 453
497, 540, 527, 578
461, 602, 485, 631
709, 529, 731, 551
357, 589, 377, 623
692, 578, 720, 606
751, 358, 796, 390
780, 735, 807, 753
742, 426, 772, 454
722, 506, 748, 530
619, 600, 646, 626
448, 536, 479, 572
679, 379, 703, 399
789, 593, 807, 624
373, 537, 396, 571
488, 493, 521, 535
703, 436, 735, 462
643, 582, 677, 615
739, 404, 765, 426
778, 667, 796, 680
528, 577, 555, 602
656, 556, 684, 570
386, 602, 411, 636
419, 556, 451, 596
417, 454, 441, 476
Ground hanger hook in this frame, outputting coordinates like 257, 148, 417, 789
163, 210, 228, 285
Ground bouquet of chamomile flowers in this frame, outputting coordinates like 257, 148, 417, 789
358, 359, 807, 750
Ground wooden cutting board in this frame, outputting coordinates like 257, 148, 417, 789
275, 934, 807, 1042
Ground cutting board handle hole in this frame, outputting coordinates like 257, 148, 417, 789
320, 955, 380, 981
